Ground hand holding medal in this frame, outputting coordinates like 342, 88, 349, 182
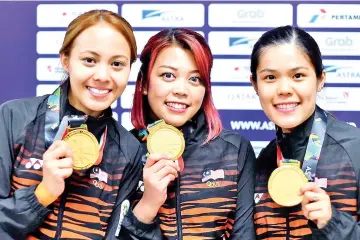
299, 182, 332, 229
36, 140, 74, 206
133, 120, 183, 223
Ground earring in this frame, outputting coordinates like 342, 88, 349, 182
143, 89, 147, 95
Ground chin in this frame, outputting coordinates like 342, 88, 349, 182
85, 102, 108, 112
165, 119, 186, 128
275, 120, 301, 131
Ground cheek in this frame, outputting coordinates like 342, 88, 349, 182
257, 86, 273, 104
148, 80, 169, 98
68, 63, 92, 81
195, 88, 206, 104
113, 70, 130, 88
297, 84, 317, 102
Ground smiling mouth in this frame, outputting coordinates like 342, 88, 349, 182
166, 102, 188, 109
274, 103, 299, 110
87, 87, 111, 95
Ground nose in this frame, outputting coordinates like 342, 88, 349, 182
172, 79, 188, 96
277, 77, 293, 96
93, 64, 110, 82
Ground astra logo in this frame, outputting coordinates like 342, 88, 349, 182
230, 121, 275, 131
310, 9, 327, 23
229, 37, 255, 48
323, 65, 349, 73
142, 10, 184, 21
324, 65, 360, 78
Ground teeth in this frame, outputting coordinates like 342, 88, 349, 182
276, 103, 298, 109
166, 102, 187, 109
88, 87, 110, 94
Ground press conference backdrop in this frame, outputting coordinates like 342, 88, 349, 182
0, 0, 359, 156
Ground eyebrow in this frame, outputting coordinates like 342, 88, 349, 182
159, 65, 199, 73
79, 50, 129, 61
259, 66, 309, 73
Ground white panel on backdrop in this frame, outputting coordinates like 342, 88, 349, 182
209, 4, 293, 27
36, 84, 58, 96
208, 31, 264, 55
316, 87, 360, 111
134, 31, 159, 54
211, 59, 251, 83
112, 112, 118, 121
212, 86, 261, 110
297, 4, 360, 28
37, 4, 119, 28
37, 58, 65, 81
129, 59, 142, 82
323, 60, 360, 84
121, 85, 135, 109
251, 141, 270, 157
121, 4, 204, 27
37, 31, 66, 54
121, 112, 134, 131
309, 32, 360, 56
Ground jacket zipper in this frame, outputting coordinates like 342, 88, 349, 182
286, 211, 290, 240
54, 182, 69, 239
176, 173, 183, 240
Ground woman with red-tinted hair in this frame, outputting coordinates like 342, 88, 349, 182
120, 28, 256, 240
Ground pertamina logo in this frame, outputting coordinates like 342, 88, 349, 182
310, 9, 327, 23
310, 8, 360, 23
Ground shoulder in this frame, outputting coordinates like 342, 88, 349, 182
0, 96, 48, 132
256, 139, 277, 170
217, 128, 252, 151
0, 95, 47, 117
112, 123, 142, 162
326, 117, 360, 165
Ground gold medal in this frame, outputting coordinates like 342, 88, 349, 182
147, 120, 185, 160
63, 125, 99, 170
268, 160, 308, 207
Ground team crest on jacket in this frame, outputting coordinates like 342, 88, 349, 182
202, 169, 225, 187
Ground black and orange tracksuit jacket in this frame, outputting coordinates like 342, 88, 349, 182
121, 113, 256, 240
0, 92, 143, 239
255, 111, 360, 239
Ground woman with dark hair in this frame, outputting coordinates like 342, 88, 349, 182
251, 25, 360, 239
121, 28, 256, 240
0, 10, 143, 239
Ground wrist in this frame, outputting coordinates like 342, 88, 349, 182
35, 182, 58, 207
133, 199, 161, 224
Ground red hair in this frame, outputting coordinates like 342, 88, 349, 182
131, 28, 222, 143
